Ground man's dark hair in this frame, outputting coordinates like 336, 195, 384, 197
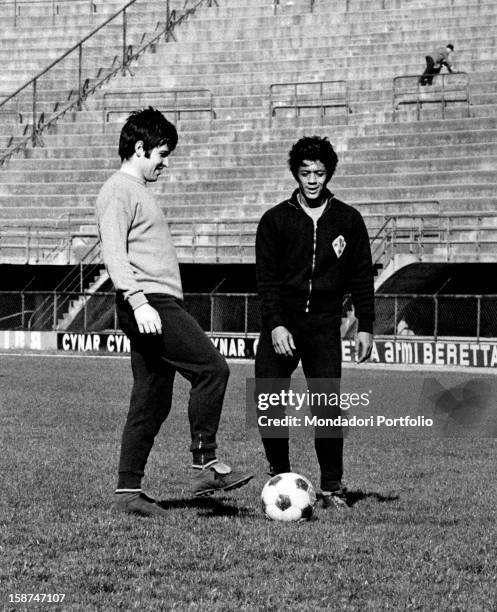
447, 43, 454, 51
118, 107, 178, 161
288, 136, 338, 180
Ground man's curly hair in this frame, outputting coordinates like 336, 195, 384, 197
288, 136, 338, 180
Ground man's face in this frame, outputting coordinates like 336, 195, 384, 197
296, 159, 328, 202
141, 143, 171, 182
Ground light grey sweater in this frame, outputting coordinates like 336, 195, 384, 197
95, 170, 183, 310
430, 47, 453, 69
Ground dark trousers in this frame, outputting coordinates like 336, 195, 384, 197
116, 293, 229, 489
255, 312, 343, 491
419, 56, 441, 85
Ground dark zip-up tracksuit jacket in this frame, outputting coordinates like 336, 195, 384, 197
256, 189, 375, 334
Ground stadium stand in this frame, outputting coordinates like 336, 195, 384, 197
0, 1, 141, 119
0, 0, 497, 333
0, 0, 203, 259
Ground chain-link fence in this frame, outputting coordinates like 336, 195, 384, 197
0, 291, 118, 331
0, 291, 263, 334
1, 291, 496, 340
374, 294, 497, 339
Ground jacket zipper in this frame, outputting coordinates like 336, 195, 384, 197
305, 219, 318, 312
294, 193, 333, 313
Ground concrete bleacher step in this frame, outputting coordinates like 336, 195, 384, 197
18, 118, 497, 149
1, 180, 496, 207
175, 19, 497, 45
2, 0, 183, 28
309, 0, 495, 9
29, 122, 497, 150
3, 152, 497, 183
0, 197, 496, 225
7, 165, 497, 196
0, 206, 94, 221
136, 26, 497, 52
34, 112, 497, 137
86, 58, 490, 83
185, 25, 495, 46
206, 0, 493, 16
9, 136, 497, 170
178, 2, 497, 26
0, 16, 180, 44
16, 139, 497, 171
132, 37, 493, 64
147, 198, 497, 217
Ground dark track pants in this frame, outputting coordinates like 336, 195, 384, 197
419, 56, 441, 85
255, 312, 343, 491
116, 293, 229, 489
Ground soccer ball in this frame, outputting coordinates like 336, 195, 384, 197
261, 472, 316, 522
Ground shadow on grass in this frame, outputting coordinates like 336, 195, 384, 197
157, 497, 255, 518
345, 490, 400, 507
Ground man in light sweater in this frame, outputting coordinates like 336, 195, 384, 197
419, 43, 455, 86
96, 107, 252, 517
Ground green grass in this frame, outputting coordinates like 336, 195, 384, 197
1, 355, 496, 611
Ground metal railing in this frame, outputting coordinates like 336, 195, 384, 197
0, 226, 68, 264
371, 212, 497, 266
0, 216, 259, 265
0, 201, 451, 266
53, 208, 447, 267
273, 0, 316, 14
1, 291, 496, 341
0, 288, 109, 331
269, 80, 350, 125
393, 72, 470, 121
0, 214, 261, 264
274, 0, 483, 15
271, 0, 472, 14
168, 217, 258, 262
369, 210, 443, 270
0, 110, 23, 125
63, 219, 258, 265
102, 88, 216, 130
4, 0, 96, 26
0, 0, 217, 166
0, 214, 97, 264
7, 205, 497, 273
26, 240, 103, 330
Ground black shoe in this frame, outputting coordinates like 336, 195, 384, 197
319, 486, 349, 511
192, 460, 253, 497
112, 492, 168, 517
268, 464, 291, 477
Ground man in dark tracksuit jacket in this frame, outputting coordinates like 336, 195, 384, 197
255, 136, 375, 510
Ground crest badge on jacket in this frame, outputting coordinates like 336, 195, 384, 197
332, 235, 346, 258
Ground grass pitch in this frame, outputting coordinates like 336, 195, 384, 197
1, 355, 496, 611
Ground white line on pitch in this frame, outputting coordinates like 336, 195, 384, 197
1, 352, 497, 375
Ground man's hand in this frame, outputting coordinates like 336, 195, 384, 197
271, 325, 296, 357
355, 331, 373, 363
134, 303, 162, 335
